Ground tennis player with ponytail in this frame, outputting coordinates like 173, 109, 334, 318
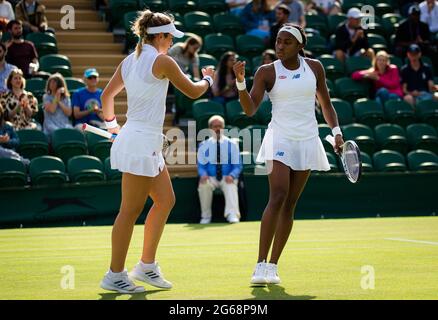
99, 9, 214, 294
233, 23, 344, 285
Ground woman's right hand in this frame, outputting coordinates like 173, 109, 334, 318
233, 61, 246, 82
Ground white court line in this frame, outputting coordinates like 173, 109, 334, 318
384, 238, 438, 246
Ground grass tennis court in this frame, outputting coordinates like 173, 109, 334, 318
0, 216, 437, 300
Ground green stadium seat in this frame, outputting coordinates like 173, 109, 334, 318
306, 34, 329, 56
29, 156, 67, 186
236, 34, 265, 58
375, 3, 393, 16
52, 128, 87, 163
212, 13, 244, 37
304, 27, 321, 37
360, 151, 374, 172
104, 157, 122, 180
198, 0, 227, 14
335, 77, 369, 104
16, 129, 49, 159
124, 11, 140, 50
342, 123, 376, 155
25, 32, 57, 57
331, 98, 354, 125
383, 100, 416, 127
327, 14, 347, 35
138, 0, 168, 11
183, 11, 214, 38
326, 152, 339, 171
415, 100, 438, 127
342, 0, 365, 11
345, 56, 372, 75
85, 131, 112, 162
326, 78, 336, 97
192, 99, 225, 131
382, 13, 403, 37
367, 33, 388, 51
353, 98, 385, 128
318, 54, 345, 81
168, 0, 198, 15
40, 54, 72, 77
388, 54, 403, 69
406, 123, 438, 154
407, 149, 438, 171
65, 77, 85, 94
372, 150, 407, 172
238, 56, 252, 75
305, 14, 328, 37
68, 155, 105, 183
318, 124, 334, 152
108, 0, 138, 29
0, 158, 27, 188
254, 100, 272, 125
374, 123, 408, 154
204, 33, 235, 59
198, 53, 218, 71
25, 78, 46, 102
225, 100, 256, 129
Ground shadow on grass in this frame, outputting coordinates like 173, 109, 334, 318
98, 289, 165, 300
246, 285, 316, 300
184, 222, 231, 230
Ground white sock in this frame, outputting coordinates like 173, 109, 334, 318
108, 268, 125, 277
139, 261, 156, 269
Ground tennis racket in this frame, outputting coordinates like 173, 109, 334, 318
325, 135, 362, 183
82, 124, 171, 157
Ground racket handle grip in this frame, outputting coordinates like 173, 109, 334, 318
325, 135, 335, 147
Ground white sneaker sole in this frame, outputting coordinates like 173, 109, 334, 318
129, 271, 173, 289
266, 278, 281, 284
250, 277, 268, 285
100, 279, 145, 294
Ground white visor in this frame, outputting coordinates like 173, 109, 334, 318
278, 25, 303, 44
146, 23, 184, 38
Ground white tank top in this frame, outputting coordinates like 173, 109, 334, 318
121, 44, 169, 133
267, 56, 318, 140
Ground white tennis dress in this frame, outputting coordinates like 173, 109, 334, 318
256, 56, 330, 171
110, 44, 168, 177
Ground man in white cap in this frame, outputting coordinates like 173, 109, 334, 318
197, 115, 242, 224
333, 7, 375, 62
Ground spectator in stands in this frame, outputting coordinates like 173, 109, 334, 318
0, 0, 15, 32
0, 104, 30, 165
306, 0, 342, 15
0, 43, 17, 94
420, 0, 438, 34
401, 44, 438, 107
270, 4, 290, 49
226, 0, 248, 16
5, 20, 40, 79
240, 0, 275, 41
42, 73, 73, 136
262, 49, 276, 65
72, 68, 104, 129
197, 115, 242, 224
395, 4, 432, 57
334, 8, 375, 63
276, 0, 306, 27
168, 35, 202, 80
14, 0, 48, 36
212, 51, 239, 105
352, 50, 403, 106
0, 69, 39, 130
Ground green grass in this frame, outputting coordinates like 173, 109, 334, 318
0, 217, 437, 300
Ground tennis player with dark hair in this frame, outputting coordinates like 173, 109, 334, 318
99, 9, 215, 294
233, 23, 344, 284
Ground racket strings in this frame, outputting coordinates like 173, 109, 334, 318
342, 142, 361, 182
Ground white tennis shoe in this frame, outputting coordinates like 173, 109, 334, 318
266, 263, 281, 284
129, 261, 173, 289
100, 269, 145, 294
226, 213, 240, 224
250, 262, 268, 284
200, 217, 211, 224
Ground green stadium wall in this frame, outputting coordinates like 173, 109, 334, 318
0, 172, 437, 228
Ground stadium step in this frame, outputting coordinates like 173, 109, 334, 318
49, 20, 108, 32
68, 54, 125, 67
55, 32, 115, 44
45, 9, 101, 22
72, 65, 117, 78
42, 0, 94, 10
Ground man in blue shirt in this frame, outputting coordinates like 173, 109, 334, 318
197, 115, 243, 224
72, 68, 104, 129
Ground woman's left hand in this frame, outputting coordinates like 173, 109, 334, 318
334, 134, 344, 155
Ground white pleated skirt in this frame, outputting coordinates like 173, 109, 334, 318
110, 121, 165, 177
256, 128, 330, 171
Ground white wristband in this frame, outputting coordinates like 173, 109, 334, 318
202, 75, 213, 87
236, 79, 246, 91
332, 126, 342, 137
105, 117, 118, 129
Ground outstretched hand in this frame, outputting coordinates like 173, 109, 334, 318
232, 61, 246, 82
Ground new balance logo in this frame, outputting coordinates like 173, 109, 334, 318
292, 74, 301, 79
276, 151, 284, 156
